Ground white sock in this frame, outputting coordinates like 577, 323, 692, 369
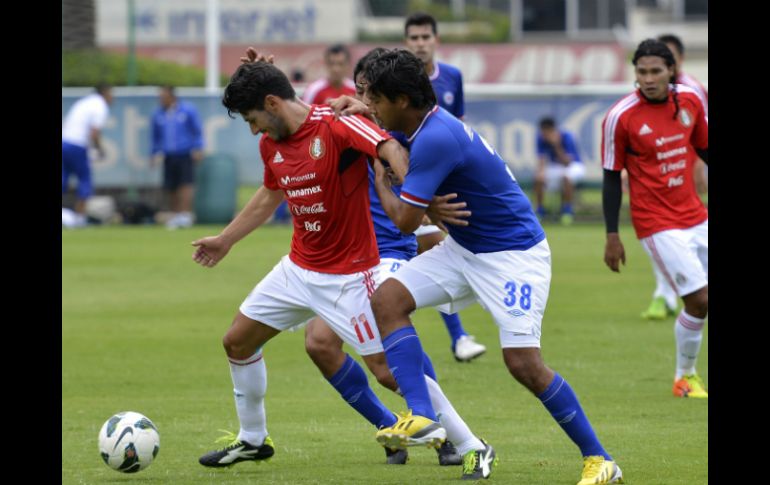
674, 311, 705, 379
653, 265, 678, 310
229, 352, 268, 445
425, 376, 484, 456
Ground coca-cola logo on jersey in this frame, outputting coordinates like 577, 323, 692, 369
292, 202, 326, 216
659, 159, 686, 175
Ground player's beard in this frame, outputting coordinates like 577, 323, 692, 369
266, 111, 289, 141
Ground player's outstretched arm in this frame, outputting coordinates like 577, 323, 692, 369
191, 186, 284, 268
329, 95, 371, 119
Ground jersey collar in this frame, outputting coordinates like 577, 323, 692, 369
407, 105, 440, 143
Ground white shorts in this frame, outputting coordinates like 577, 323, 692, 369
640, 220, 708, 297
414, 224, 442, 237
378, 257, 453, 314
389, 237, 552, 348
239, 255, 384, 355
545, 162, 585, 191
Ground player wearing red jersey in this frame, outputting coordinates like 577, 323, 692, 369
638, 34, 710, 321
192, 61, 420, 467
302, 44, 356, 106
602, 39, 708, 399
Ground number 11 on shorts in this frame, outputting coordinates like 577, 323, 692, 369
351, 314, 375, 343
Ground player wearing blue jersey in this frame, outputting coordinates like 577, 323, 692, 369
364, 50, 623, 485
404, 12, 486, 363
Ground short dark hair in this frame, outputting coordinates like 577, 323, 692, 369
95, 83, 111, 95
222, 62, 296, 118
657, 34, 684, 57
354, 47, 390, 81
632, 39, 675, 68
364, 49, 436, 109
325, 43, 351, 61
160, 85, 176, 96
405, 12, 437, 36
539, 117, 556, 130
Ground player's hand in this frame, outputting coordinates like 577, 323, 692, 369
191, 235, 232, 268
604, 233, 626, 272
329, 95, 370, 118
426, 193, 471, 231
240, 47, 275, 65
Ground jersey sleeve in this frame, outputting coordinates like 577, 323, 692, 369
561, 132, 581, 162
601, 112, 628, 171
259, 138, 279, 191
92, 102, 109, 130
400, 131, 460, 208
332, 114, 392, 158
689, 96, 708, 150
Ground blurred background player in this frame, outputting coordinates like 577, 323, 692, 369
602, 39, 708, 399
150, 85, 204, 229
534, 117, 585, 225
404, 12, 485, 362
638, 33, 709, 320
62, 83, 113, 228
302, 43, 356, 105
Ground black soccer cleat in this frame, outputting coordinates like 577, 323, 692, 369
461, 440, 498, 480
437, 439, 463, 466
385, 446, 409, 465
198, 432, 275, 468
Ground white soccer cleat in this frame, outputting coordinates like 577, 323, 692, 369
454, 335, 486, 362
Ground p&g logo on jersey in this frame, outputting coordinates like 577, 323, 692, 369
309, 137, 325, 160
304, 221, 322, 232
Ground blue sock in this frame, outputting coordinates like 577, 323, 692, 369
439, 312, 467, 349
328, 354, 396, 429
422, 351, 437, 381
538, 373, 611, 459
381, 326, 437, 420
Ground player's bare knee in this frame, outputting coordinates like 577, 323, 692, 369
222, 333, 251, 360
684, 287, 708, 318
503, 348, 551, 394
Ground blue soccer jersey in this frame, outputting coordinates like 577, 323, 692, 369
536, 130, 582, 164
368, 163, 418, 260
430, 62, 464, 119
400, 106, 544, 253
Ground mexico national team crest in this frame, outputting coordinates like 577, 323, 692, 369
678, 108, 692, 127
309, 136, 325, 160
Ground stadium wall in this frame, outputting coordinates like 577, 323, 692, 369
61, 85, 634, 189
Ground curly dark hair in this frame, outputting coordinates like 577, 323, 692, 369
222, 62, 296, 118
363, 49, 436, 110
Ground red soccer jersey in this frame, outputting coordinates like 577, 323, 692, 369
260, 105, 391, 274
602, 85, 708, 239
302, 78, 356, 105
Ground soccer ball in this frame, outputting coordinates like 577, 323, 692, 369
98, 411, 160, 473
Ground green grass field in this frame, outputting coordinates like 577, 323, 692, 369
62, 223, 707, 484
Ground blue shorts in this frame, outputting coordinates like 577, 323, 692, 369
163, 154, 195, 190
62, 141, 92, 199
